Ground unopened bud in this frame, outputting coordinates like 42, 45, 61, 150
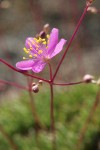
43, 24, 50, 34
39, 80, 43, 86
32, 82, 36, 86
83, 74, 94, 83
86, 0, 95, 6
87, 6, 97, 14
32, 84, 39, 93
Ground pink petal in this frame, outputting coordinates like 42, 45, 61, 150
50, 39, 67, 58
16, 60, 35, 70
32, 61, 46, 73
25, 37, 37, 49
47, 28, 59, 55
25, 37, 46, 57
25, 37, 39, 56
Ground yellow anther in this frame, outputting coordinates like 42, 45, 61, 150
31, 40, 36, 45
29, 55, 33, 58
43, 41, 46, 45
29, 47, 33, 50
38, 50, 43, 54
34, 38, 37, 41
46, 34, 50, 38
34, 54, 37, 57
23, 47, 29, 54
42, 39, 45, 42
37, 37, 42, 43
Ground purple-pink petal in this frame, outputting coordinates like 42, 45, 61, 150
47, 28, 59, 55
32, 61, 46, 73
50, 39, 67, 58
25, 37, 36, 50
16, 60, 35, 70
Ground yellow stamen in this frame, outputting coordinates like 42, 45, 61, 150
38, 50, 43, 54
23, 47, 29, 54
46, 34, 50, 38
42, 38, 45, 42
29, 55, 33, 58
43, 41, 46, 45
30, 39, 39, 48
34, 54, 37, 57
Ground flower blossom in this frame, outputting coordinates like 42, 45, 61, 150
16, 28, 67, 73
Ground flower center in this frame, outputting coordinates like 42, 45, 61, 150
42, 56, 50, 63
22, 34, 50, 60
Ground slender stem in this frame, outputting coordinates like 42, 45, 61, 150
52, 81, 84, 86
48, 63, 56, 150
50, 84, 55, 132
0, 79, 29, 91
0, 58, 49, 83
48, 63, 55, 131
48, 63, 53, 81
52, 5, 89, 82
77, 88, 100, 150
0, 124, 18, 150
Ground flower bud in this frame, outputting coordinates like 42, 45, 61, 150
83, 74, 94, 83
86, 0, 95, 6
87, 7, 97, 14
32, 82, 36, 86
39, 80, 43, 86
43, 23, 50, 34
32, 84, 39, 93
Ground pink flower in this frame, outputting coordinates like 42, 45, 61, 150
16, 28, 66, 73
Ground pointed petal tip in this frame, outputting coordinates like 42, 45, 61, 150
50, 38, 67, 58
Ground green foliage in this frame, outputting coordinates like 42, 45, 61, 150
0, 84, 100, 150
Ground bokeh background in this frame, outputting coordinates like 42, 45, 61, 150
0, 0, 100, 150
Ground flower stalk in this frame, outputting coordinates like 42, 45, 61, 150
52, 5, 89, 81
48, 63, 56, 150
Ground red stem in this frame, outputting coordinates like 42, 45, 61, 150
52, 5, 89, 81
48, 63, 56, 150
52, 81, 84, 86
0, 79, 29, 91
48, 63, 55, 131
0, 58, 49, 83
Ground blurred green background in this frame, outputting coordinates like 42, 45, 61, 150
0, 85, 100, 150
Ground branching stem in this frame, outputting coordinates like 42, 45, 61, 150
52, 5, 89, 81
